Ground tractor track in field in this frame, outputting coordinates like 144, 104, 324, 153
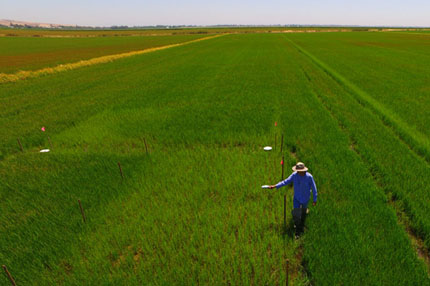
290, 40, 430, 274
387, 194, 430, 274
0, 34, 225, 84
285, 36, 430, 166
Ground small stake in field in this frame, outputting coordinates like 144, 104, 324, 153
143, 138, 148, 154
275, 133, 277, 151
17, 138, 23, 152
285, 259, 290, 286
281, 156, 286, 229
280, 134, 284, 154
118, 162, 124, 179
2, 265, 16, 286
284, 195, 287, 230
78, 199, 86, 223
281, 155, 285, 180
48, 136, 53, 150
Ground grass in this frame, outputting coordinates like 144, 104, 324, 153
1, 32, 430, 285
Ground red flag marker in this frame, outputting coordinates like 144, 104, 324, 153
41, 126, 46, 132
275, 122, 278, 126
281, 160, 284, 165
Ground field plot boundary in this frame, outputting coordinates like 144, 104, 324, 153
0, 34, 224, 84
285, 36, 430, 164
315, 80, 430, 275
302, 70, 430, 275
288, 38, 430, 274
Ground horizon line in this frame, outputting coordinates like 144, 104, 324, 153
2, 19, 430, 29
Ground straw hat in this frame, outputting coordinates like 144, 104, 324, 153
292, 162, 308, 172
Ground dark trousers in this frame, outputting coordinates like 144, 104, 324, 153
292, 201, 308, 236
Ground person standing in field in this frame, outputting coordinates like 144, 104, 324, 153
269, 162, 317, 238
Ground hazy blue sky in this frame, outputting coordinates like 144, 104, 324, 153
2, 0, 429, 27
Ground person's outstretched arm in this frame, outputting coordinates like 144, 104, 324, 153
311, 176, 317, 205
269, 173, 294, 189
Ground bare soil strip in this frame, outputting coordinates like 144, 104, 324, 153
0, 34, 224, 84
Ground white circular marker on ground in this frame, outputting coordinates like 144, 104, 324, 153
263, 146, 272, 151
261, 185, 271, 189
40, 149, 50, 153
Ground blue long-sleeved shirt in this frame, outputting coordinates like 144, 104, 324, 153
276, 172, 317, 204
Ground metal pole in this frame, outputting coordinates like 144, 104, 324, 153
285, 259, 290, 286
2, 265, 16, 286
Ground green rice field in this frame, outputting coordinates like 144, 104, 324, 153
1, 30, 430, 285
